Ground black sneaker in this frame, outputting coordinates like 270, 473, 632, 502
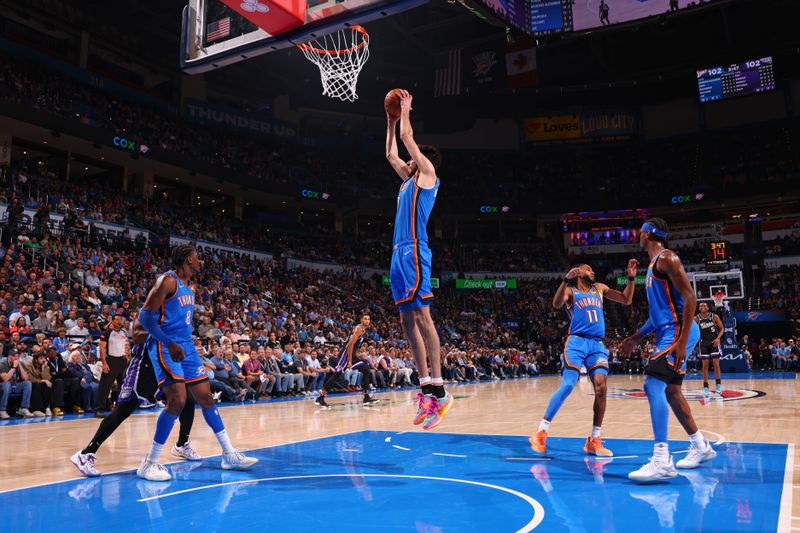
363, 395, 380, 405
315, 395, 331, 409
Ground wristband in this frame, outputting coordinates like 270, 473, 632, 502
628, 276, 635, 281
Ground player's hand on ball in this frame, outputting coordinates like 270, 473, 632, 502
400, 91, 413, 113
627, 259, 638, 277
168, 342, 186, 362
565, 267, 581, 280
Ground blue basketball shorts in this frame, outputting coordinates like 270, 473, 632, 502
390, 242, 433, 313
646, 321, 701, 384
147, 338, 209, 387
562, 335, 609, 376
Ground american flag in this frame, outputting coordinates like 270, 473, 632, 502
433, 48, 462, 97
207, 17, 231, 43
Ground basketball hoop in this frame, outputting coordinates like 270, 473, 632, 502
298, 26, 370, 103
712, 291, 725, 308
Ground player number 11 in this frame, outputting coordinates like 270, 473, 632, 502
587, 310, 599, 323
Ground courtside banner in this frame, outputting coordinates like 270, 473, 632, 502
523, 115, 581, 142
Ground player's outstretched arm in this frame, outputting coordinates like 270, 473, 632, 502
398, 91, 436, 189
552, 268, 579, 308
601, 258, 638, 306
660, 251, 697, 368
386, 112, 412, 180
138, 274, 185, 362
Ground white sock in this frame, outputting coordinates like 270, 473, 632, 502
653, 442, 669, 461
215, 429, 235, 454
419, 376, 432, 386
147, 442, 164, 463
688, 431, 706, 448
591, 426, 601, 439
538, 419, 551, 433
431, 377, 444, 385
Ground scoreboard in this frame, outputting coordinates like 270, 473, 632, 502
697, 57, 776, 103
705, 241, 732, 272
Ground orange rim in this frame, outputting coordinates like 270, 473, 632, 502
297, 25, 369, 55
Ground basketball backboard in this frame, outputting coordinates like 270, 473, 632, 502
181, 0, 426, 74
691, 270, 745, 302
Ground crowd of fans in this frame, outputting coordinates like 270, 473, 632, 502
3, 54, 800, 217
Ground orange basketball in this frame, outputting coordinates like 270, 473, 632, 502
384, 88, 405, 118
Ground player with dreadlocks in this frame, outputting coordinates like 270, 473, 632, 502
136, 244, 257, 481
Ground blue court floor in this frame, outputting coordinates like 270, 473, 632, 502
1, 431, 791, 532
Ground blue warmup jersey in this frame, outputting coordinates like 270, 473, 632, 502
390, 177, 439, 311
562, 286, 608, 375
147, 271, 208, 386
645, 249, 700, 373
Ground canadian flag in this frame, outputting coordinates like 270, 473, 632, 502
505, 39, 538, 89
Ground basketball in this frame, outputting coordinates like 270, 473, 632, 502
384, 88, 405, 118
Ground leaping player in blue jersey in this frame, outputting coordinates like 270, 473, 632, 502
385, 90, 451, 429
136, 244, 257, 481
530, 259, 638, 457
621, 218, 716, 482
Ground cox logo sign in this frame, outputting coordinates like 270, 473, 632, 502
301, 189, 330, 200
113, 136, 149, 154
671, 193, 704, 204
480, 205, 510, 213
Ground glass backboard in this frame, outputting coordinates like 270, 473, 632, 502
691, 270, 745, 301
181, 0, 426, 74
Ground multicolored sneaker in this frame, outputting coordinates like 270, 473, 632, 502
422, 393, 453, 430
413, 392, 432, 425
530, 430, 547, 454
715, 383, 722, 395
703, 386, 710, 397
584, 436, 613, 457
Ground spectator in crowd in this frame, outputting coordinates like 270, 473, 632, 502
0, 349, 35, 418
67, 350, 99, 412
25, 350, 59, 417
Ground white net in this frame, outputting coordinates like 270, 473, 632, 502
299, 26, 370, 103
712, 291, 726, 308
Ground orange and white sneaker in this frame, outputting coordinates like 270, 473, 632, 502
584, 436, 613, 457
530, 430, 547, 454
413, 392, 433, 425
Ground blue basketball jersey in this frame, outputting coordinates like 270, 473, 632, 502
393, 177, 439, 246
157, 271, 195, 343
645, 249, 683, 330
566, 286, 605, 339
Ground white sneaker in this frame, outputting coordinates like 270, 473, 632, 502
137, 459, 171, 481
71, 451, 101, 477
17, 408, 34, 418
222, 450, 258, 470
212, 391, 222, 402
0, 411, 10, 419
32, 410, 46, 417
676, 441, 717, 469
628, 456, 677, 482
172, 442, 203, 461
